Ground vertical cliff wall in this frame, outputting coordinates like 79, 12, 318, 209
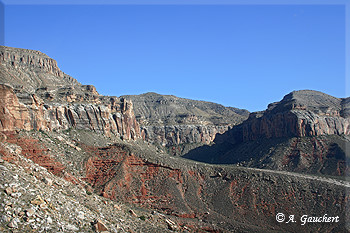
241, 90, 350, 141
0, 46, 140, 140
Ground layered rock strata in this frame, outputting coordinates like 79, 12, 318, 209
242, 90, 350, 141
0, 45, 78, 92
122, 92, 249, 154
0, 46, 349, 232
0, 46, 139, 140
3, 129, 348, 232
82, 141, 350, 233
0, 84, 139, 139
186, 90, 350, 177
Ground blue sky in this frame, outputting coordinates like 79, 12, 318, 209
1, 1, 347, 111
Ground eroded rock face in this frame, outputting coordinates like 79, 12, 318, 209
4, 129, 347, 232
0, 46, 250, 150
0, 84, 139, 139
0, 46, 79, 93
184, 91, 350, 177
1, 46, 349, 232
141, 125, 229, 146
242, 90, 350, 141
0, 85, 31, 131
122, 92, 249, 154
0, 46, 140, 140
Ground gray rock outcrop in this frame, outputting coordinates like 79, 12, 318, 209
122, 92, 249, 154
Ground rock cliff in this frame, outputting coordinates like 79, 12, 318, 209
122, 92, 249, 155
0, 46, 79, 93
241, 90, 350, 141
184, 90, 350, 178
0, 46, 139, 140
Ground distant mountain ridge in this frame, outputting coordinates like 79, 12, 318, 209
122, 92, 249, 126
242, 89, 349, 141
267, 90, 349, 116
121, 92, 249, 155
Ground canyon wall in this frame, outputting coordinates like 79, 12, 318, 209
186, 90, 350, 177
0, 46, 140, 140
1, 45, 349, 232
0, 45, 79, 92
0, 46, 249, 146
0, 84, 139, 140
122, 92, 249, 154
242, 90, 350, 141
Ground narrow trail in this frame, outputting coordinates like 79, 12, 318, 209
243, 166, 350, 188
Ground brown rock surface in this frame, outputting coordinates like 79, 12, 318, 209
0, 45, 79, 92
242, 90, 350, 141
0, 84, 31, 131
0, 46, 140, 140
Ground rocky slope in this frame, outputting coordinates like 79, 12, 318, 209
184, 90, 350, 178
0, 129, 349, 232
0, 132, 175, 232
122, 92, 249, 155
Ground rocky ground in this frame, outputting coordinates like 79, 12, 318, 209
0, 134, 189, 233
0, 129, 349, 232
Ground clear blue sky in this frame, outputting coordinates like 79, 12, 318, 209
2, 1, 347, 112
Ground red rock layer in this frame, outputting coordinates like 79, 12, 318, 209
4, 132, 65, 176
82, 144, 206, 217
